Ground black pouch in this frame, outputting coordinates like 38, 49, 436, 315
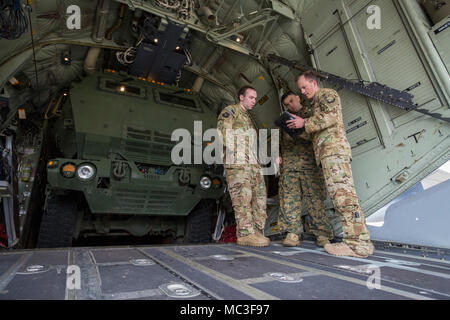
274, 111, 304, 138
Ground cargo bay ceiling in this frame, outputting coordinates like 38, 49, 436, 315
0, 0, 449, 216
0, 0, 315, 109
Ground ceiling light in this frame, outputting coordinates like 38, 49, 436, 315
230, 35, 244, 43
61, 50, 71, 65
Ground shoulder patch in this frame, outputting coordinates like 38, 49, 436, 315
226, 107, 236, 117
323, 94, 335, 104
220, 106, 236, 119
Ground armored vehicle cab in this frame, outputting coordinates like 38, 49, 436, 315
39, 71, 225, 247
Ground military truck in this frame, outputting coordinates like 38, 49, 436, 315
38, 71, 226, 247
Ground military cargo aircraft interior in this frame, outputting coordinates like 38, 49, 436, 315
0, 0, 449, 301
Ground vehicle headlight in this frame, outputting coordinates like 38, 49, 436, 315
77, 163, 96, 180
199, 176, 212, 190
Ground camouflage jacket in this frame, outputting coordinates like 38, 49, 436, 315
217, 104, 259, 169
280, 108, 316, 171
305, 88, 352, 165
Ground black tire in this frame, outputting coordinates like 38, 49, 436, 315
37, 194, 77, 248
185, 202, 212, 244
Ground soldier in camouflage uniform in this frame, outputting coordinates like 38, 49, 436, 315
217, 86, 270, 247
288, 71, 374, 258
277, 92, 334, 247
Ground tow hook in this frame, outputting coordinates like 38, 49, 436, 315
178, 169, 190, 184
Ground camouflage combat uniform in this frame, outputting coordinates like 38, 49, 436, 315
304, 88, 373, 256
217, 104, 267, 237
278, 108, 334, 240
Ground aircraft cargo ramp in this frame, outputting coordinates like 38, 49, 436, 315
0, 240, 449, 301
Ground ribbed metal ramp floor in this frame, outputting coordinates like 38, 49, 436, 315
1, 241, 449, 300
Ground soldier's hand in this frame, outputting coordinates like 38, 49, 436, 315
286, 114, 305, 129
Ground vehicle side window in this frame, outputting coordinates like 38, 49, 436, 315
99, 78, 146, 98
154, 91, 201, 112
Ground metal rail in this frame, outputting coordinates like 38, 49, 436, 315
267, 54, 450, 123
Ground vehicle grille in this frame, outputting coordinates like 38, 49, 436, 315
114, 188, 180, 212
122, 127, 176, 164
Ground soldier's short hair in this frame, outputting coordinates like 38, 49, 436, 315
280, 91, 297, 105
297, 70, 318, 83
238, 86, 256, 99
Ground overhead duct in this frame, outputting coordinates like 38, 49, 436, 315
85, 0, 111, 74
92, 0, 111, 43
106, 4, 127, 40
192, 47, 223, 93
84, 47, 101, 74
197, 4, 217, 26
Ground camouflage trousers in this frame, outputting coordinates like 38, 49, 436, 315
321, 155, 373, 256
278, 168, 334, 239
225, 166, 267, 237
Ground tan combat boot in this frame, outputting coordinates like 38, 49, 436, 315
255, 230, 270, 246
353, 242, 375, 257
282, 233, 300, 247
315, 236, 331, 247
324, 243, 368, 258
237, 233, 270, 247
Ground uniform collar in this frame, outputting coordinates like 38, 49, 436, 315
312, 88, 323, 104
236, 103, 249, 115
